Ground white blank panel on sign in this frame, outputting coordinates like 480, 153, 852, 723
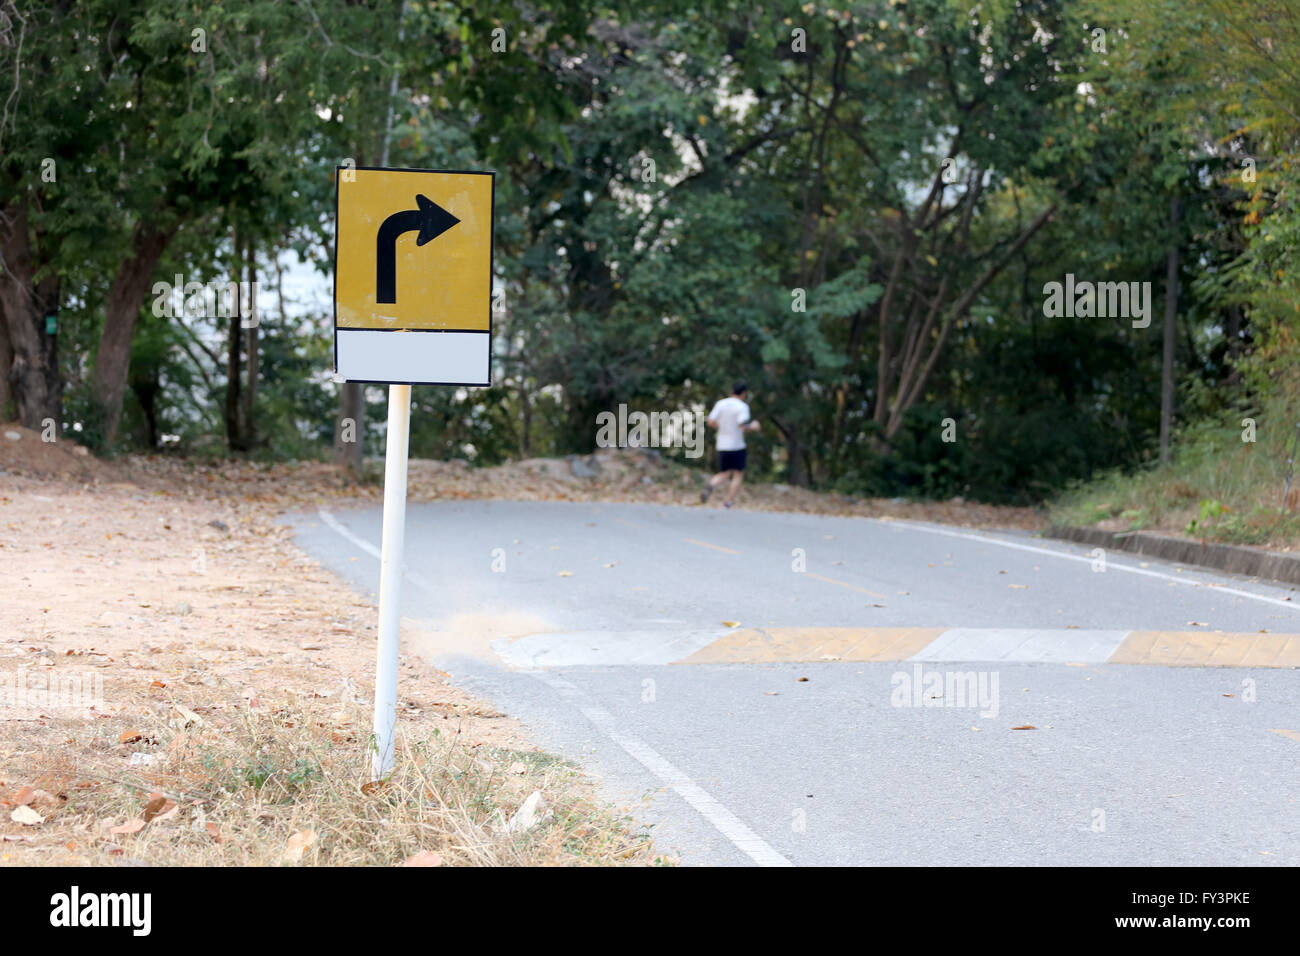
333, 167, 494, 386
334, 329, 490, 386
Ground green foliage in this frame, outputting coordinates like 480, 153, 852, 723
1186, 498, 1228, 536
5, 0, 1300, 523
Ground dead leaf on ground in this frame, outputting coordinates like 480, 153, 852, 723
142, 796, 177, 822
400, 850, 444, 867
120, 730, 144, 743
10, 805, 43, 826
109, 819, 145, 835
172, 704, 203, 728
284, 829, 318, 862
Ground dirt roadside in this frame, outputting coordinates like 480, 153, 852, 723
0, 429, 665, 866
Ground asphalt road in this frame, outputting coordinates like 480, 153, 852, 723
288, 500, 1300, 866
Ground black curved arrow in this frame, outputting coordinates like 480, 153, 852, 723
375, 194, 461, 304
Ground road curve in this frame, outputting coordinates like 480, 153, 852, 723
288, 500, 1300, 866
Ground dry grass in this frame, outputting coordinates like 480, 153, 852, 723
1050, 412, 1300, 549
3, 695, 662, 867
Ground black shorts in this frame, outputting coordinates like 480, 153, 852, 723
718, 448, 747, 472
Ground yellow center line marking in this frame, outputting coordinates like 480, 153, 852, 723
805, 571, 889, 600
684, 537, 741, 555
1270, 729, 1300, 744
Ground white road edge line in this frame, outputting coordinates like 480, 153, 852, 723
318, 508, 441, 593
316, 507, 793, 867
528, 670, 793, 867
891, 521, 1300, 612
318, 508, 381, 560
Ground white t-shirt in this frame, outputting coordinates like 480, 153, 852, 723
708, 396, 751, 452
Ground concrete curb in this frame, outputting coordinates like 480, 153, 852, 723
1043, 525, 1300, 587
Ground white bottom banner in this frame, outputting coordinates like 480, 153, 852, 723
335, 329, 490, 386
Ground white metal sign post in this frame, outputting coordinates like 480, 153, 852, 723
332, 166, 495, 780
371, 384, 410, 778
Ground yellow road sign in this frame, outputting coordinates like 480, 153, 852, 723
333, 166, 495, 385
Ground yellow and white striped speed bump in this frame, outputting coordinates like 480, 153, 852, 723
684, 627, 1300, 667
494, 626, 1300, 668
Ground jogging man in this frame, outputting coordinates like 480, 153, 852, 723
701, 381, 759, 508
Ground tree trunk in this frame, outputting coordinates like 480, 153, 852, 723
334, 383, 364, 474
770, 414, 808, 487
0, 293, 13, 420
519, 382, 533, 457
880, 204, 1055, 444
786, 433, 807, 486
225, 311, 243, 450
130, 372, 160, 448
1159, 197, 1180, 465
872, 225, 911, 431
0, 201, 61, 431
241, 244, 259, 448
225, 231, 243, 451
90, 221, 174, 448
